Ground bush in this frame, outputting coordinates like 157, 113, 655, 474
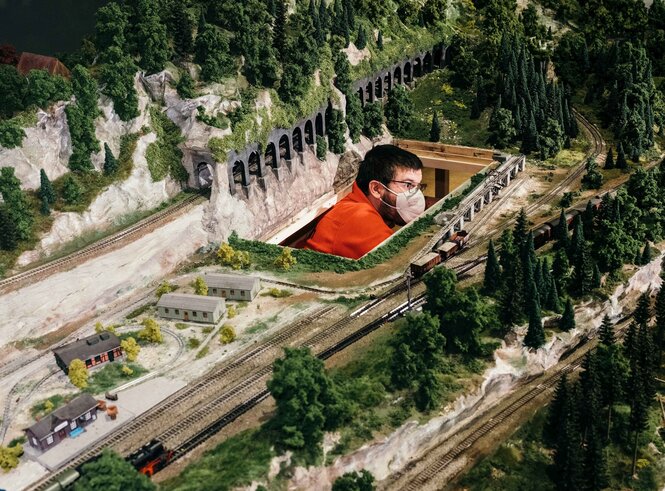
362, 102, 384, 138
0, 120, 26, 148
0, 443, 23, 471
145, 108, 187, 182
316, 135, 328, 160
188, 337, 201, 349
156, 281, 176, 298
220, 324, 236, 344
261, 288, 292, 298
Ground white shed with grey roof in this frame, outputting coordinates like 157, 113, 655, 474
157, 293, 225, 324
204, 273, 260, 301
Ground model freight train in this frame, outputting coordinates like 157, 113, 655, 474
410, 230, 469, 277
409, 195, 605, 278
531, 196, 603, 249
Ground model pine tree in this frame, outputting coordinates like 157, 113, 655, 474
560, 297, 575, 331
554, 387, 584, 490
567, 215, 584, 264
345, 90, 363, 143
605, 147, 615, 169
171, 1, 194, 57
554, 208, 569, 250
524, 294, 545, 348
0, 167, 34, 240
39, 169, 55, 215
377, 30, 383, 49
273, 0, 287, 58
327, 109, 347, 155
429, 110, 441, 142
0, 207, 18, 251
103, 143, 118, 175
616, 142, 628, 170
655, 264, 665, 363
385, 85, 414, 136
583, 427, 609, 490
483, 239, 501, 295
546, 276, 563, 312
544, 374, 568, 443
573, 240, 594, 296
135, 0, 171, 74
599, 315, 615, 346
355, 24, 367, 49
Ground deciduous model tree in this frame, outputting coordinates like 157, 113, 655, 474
68, 359, 89, 389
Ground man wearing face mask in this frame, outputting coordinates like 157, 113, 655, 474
304, 144, 426, 259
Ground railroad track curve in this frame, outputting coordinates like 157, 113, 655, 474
0, 193, 205, 293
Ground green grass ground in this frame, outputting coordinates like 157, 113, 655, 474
83, 362, 147, 394
404, 69, 490, 148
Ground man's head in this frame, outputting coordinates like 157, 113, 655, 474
356, 144, 424, 226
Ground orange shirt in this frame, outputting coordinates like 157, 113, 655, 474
303, 182, 393, 259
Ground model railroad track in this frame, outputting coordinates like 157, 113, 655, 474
0, 193, 204, 293
30, 305, 337, 490
394, 311, 634, 491
32, 263, 437, 491
522, 110, 604, 218
258, 277, 341, 294
0, 368, 59, 444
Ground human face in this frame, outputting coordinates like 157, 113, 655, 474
377, 167, 423, 226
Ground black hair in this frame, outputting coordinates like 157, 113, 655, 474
355, 144, 423, 194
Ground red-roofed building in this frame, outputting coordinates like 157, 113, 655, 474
16, 52, 70, 78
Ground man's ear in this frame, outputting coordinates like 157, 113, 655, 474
368, 180, 383, 199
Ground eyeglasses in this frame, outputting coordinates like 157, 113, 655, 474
389, 180, 427, 195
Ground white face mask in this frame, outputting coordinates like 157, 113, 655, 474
379, 182, 426, 223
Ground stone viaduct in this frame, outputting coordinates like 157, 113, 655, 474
190, 43, 448, 196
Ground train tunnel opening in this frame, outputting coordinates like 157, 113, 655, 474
196, 162, 214, 188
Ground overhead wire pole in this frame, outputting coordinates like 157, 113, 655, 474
406, 269, 413, 310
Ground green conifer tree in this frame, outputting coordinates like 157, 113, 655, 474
172, 1, 194, 57
273, 0, 287, 59
377, 30, 383, 50
655, 280, 665, 364
560, 297, 576, 331
554, 208, 569, 250
547, 276, 563, 313
640, 240, 652, 265
334, 53, 352, 94
544, 374, 568, 443
103, 143, 118, 176
524, 294, 545, 348
39, 169, 55, 205
384, 85, 414, 136
605, 147, 615, 169
355, 24, 367, 49
616, 142, 628, 170
327, 109, 347, 155
0, 206, 18, 250
429, 110, 441, 142
135, 0, 171, 74
483, 239, 501, 295
345, 91, 363, 143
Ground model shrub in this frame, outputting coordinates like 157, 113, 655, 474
0, 443, 23, 471
220, 324, 237, 344
68, 359, 89, 389
139, 318, 163, 343
0, 120, 25, 148
121, 337, 141, 362
156, 281, 176, 298
193, 276, 208, 295
274, 248, 297, 270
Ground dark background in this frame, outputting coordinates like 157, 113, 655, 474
0, 0, 109, 55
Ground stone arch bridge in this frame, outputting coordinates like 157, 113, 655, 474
185, 43, 447, 195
